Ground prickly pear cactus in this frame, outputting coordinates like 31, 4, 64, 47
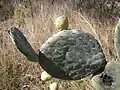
114, 19, 120, 57
91, 61, 120, 90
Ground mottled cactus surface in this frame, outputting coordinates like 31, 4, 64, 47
91, 61, 120, 90
8, 27, 107, 80
40, 29, 106, 80
114, 19, 120, 57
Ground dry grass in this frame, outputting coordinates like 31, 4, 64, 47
0, 0, 119, 90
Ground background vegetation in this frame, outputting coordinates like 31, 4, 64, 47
0, 0, 119, 90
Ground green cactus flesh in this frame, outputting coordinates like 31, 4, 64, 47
114, 19, 120, 57
91, 61, 120, 90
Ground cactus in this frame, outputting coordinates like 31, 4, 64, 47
91, 61, 120, 90
114, 18, 120, 57
7, 16, 106, 80
91, 19, 120, 90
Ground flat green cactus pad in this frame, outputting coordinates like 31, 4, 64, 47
91, 61, 120, 90
114, 19, 120, 57
40, 29, 106, 80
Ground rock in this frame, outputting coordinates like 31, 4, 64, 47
41, 71, 52, 81
49, 82, 58, 90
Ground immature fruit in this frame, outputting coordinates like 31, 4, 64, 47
54, 15, 69, 30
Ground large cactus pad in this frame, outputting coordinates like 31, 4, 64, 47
40, 29, 106, 80
91, 61, 120, 90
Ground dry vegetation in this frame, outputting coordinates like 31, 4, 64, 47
0, 0, 120, 90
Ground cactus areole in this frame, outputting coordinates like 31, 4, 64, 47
8, 27, 107, 80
